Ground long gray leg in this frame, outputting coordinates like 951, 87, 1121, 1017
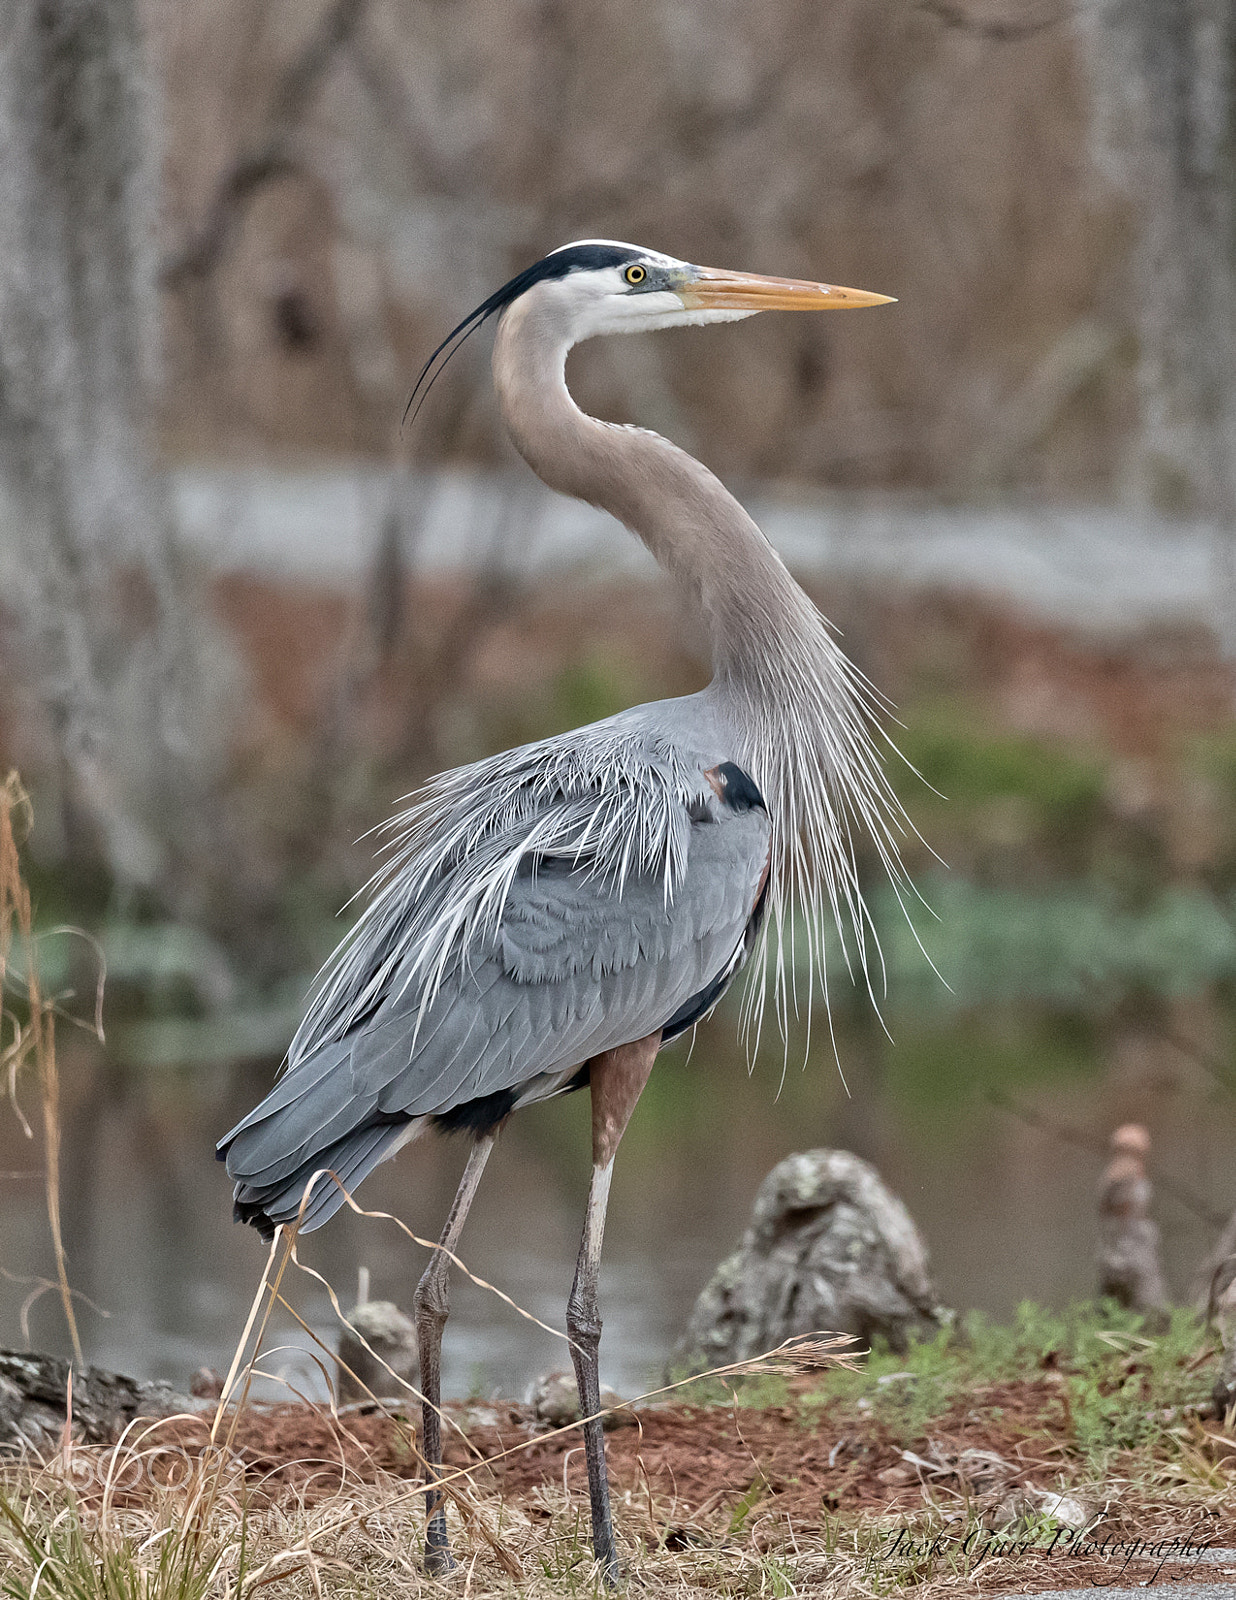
414, 1133, 495, 1574
567, 1033, 660, 1585
567, 1157, 619, 1579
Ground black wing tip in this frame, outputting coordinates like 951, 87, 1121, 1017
232, 1192, 279, 1241
224, 1116, 416, 1240
218, 1129, 276, 1234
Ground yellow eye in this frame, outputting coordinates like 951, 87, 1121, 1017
624, 264, 647, 285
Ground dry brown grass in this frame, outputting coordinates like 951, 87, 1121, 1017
0, 771, 106, 1367
2, 1405, 1233, 1598
0, 1242, 875, 1598
3, 1252, 1233, 1596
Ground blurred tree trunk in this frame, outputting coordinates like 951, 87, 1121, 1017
1083, 0, 1236, 636
0, 0, 231, 917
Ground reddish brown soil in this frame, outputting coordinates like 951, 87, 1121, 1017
157, 1379, 1235, 1540
35, 1377, 1223, 1592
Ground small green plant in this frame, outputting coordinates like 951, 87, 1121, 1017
727, 1475, 768, 1535
0, 1487, 229, 1600
795, 1300, 1214, 1467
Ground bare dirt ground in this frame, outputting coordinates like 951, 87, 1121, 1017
140, 1372, 1235, 1594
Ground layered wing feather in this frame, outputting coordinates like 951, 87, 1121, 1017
220, 712, 769, 1234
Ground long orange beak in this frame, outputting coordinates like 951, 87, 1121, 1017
680, 265, 895, 312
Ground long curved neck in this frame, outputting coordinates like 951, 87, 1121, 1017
492, 294, 911, 1045
492, 297, 816, 686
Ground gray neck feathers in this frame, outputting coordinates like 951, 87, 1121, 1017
492, 296, 816, 686
493, 294, 910, 1038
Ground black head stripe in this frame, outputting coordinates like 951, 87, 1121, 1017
717, 762, 766, 813
403, 244, 637, 429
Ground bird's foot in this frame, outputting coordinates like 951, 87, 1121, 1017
424, 1545, 456, 1577
597, 1547, 623, 1588
424, 1512, 456, 1576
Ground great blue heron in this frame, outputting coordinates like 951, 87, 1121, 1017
219, 240, 906, 1581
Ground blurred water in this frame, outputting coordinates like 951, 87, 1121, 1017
2, 972, 1233, 1404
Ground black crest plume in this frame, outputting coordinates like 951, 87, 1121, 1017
402, 244, 634, 429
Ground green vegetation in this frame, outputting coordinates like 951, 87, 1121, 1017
897, 708, 1107, 841
891, 703, 1109, 883
803, 1302, 1215, 1466
0, 1488, 235, 1600
683, 1302, 1217, 1473
861, 875, 1236, 1009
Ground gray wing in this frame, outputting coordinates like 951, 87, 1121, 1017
221, 785, 768, 1233
370, 797, 769, 1116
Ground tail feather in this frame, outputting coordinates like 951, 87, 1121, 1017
226, 1092, 384, 1190
224, 1040, 350, 1131
231, 1119, 417, 1239
297, 1121, 414, 1231
218, 1039, 417, 1238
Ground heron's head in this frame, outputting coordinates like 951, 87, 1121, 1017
405, 240, 893, 424
495, 240, 894, 340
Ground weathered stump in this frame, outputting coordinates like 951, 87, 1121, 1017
527, 1370, 634, 1430
335, 1300, 418, 1403
1097, 1123, 1168, 1317
675, 1149, 948, 1372
1209, 1259, 1236, 1415
0, 1350, 190, 1453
